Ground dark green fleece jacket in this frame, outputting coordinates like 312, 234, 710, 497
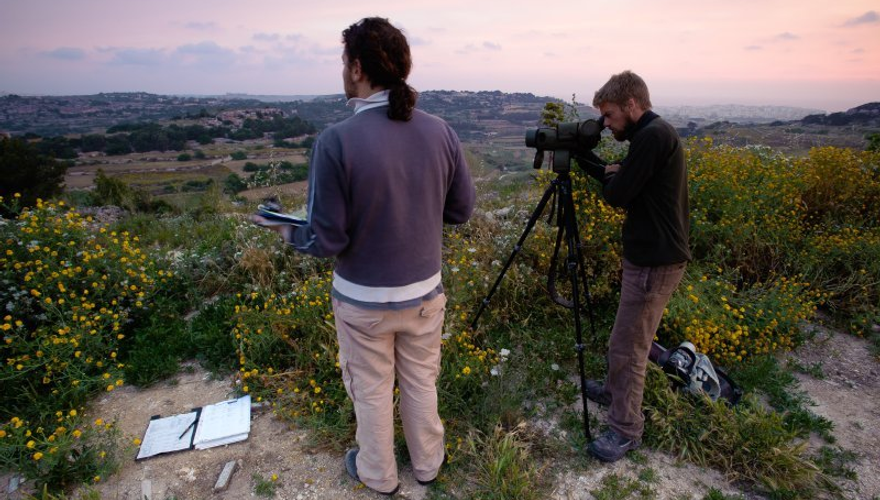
602, 111, 691, 266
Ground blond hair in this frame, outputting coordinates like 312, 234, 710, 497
592, 70, 652, 110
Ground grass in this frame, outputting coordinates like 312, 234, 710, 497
459, 424, 546, 500
2, 138, 878, 497
252, 472, 279, 497
730, 355, 834, 441
590, 472, 655, 500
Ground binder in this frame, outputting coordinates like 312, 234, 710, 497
135, 395, 251, 460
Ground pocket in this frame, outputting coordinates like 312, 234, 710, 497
335, 300, 385, 331
419, 293, 448, 319
339, 358, 356, 403
645, 264, 685, 296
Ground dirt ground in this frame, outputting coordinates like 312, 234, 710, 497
782, 325, 880, 500
4, 327, 878, 500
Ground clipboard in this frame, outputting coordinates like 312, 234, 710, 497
135, 395, 252, 460
135, 408, 201, 460
253, 204, 307, 227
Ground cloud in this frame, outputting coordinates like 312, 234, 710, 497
517, 29, 568, 39
106, 41, 237, 69
109, 48, 167, 66
185, 21, 217, 30
843, 10, 879, 27
176, 41, 232, 56
175, 41, 237, 68
254, 32, 281, 42
456, 42, 502, 54
774, 32, 799, 41
745, 45, 763, 51
42, 47, 87, 60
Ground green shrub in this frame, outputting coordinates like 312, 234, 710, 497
0, 200, 172, 491
643, 364, 833, 497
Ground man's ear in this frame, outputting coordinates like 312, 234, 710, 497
624, 97, 641, 120
349, 58, 364, 82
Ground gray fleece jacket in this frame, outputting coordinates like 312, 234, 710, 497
289, 105, 475, 306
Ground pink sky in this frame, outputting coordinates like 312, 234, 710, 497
1, 0, 878, 111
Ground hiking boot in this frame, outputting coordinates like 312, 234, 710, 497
588, 430, 640, 462
344, 448, 400, 496
416, 452, 448, 486
585, 379, 611, 406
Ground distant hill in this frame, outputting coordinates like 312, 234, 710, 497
797, 102, 880, 127
682, 102, 880, 153
0, 90, 565, 139
1, 91, 876, 150
193, 93, 324, 103
0, 92, 275, 136
656, 104, 826, 127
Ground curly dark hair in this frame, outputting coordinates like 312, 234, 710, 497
342, 17, 417, 121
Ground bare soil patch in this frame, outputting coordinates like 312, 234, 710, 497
61, 363, 431, 500
783, 326, 880, 500
4, 330, 877, 499
239, 182, 309, 202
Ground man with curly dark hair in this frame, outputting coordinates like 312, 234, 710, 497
255, 17, 474, 495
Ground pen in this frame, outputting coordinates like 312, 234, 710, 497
178, 419, 196, 440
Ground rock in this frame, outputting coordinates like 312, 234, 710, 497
141, 479, 152, 500
7, 475, 21, 494
493, 206, 513, 218
213, 460, 238, 492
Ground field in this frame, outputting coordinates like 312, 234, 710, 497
2, 130, 879, 499
64, 142, 308, 199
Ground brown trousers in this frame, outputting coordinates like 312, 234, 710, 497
605, 259, 686, 440
333, 294, 447, 492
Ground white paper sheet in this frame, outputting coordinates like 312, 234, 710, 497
136, 411, 199, 460
193, 395, 251, 450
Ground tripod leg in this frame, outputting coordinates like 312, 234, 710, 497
558, 174, 593, 442
547, 187, 573, 309
573, 223, 601, 351
470, 180, 558, 330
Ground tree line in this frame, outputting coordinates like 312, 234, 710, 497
21, 115, 317, 159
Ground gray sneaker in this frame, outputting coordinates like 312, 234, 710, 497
585, 379, 612, 406
344, 448, 400, 496
588, 430, 640, 462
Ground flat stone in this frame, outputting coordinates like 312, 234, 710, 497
213, 460, 238, 492
141, 479, 152, 500
7, 475, 21, 493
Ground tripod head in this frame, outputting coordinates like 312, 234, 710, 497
526, 117, 604, 173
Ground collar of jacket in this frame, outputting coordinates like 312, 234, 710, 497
624, 110, 659, 141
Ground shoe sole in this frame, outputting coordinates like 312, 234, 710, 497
588, 442, 640, 462
345, 448, 399, 496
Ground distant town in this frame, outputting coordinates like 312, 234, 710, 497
1, 91, 877, 154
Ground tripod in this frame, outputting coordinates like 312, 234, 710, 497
470, 149, 600, 442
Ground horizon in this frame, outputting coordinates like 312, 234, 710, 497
1, 89, 855, 115
2, 0, 879, 113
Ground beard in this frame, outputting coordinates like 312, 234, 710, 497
612, 116, 638, 142
343, 79, 356, 100
342, 69, 357, 100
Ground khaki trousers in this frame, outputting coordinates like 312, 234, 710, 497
333, 294, 447, 492
605, 259, 686, 440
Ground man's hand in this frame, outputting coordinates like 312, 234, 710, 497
604, 164, 620, 181
251, 215, 293, 242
